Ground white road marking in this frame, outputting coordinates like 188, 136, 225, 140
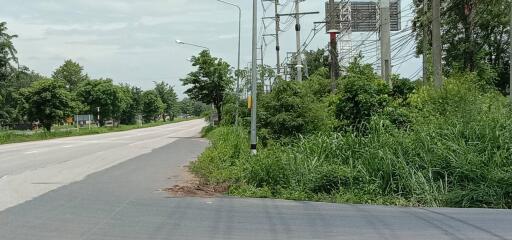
24, 151, 39, 154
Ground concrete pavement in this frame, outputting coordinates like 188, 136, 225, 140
0, 119, 511, 239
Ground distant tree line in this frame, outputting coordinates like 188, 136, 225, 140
0, 22, 208, 131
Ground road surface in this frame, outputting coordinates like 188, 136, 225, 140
0, 119, 511, 240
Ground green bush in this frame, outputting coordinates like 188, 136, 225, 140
258, 79, 330, 140
335, 61, 390, 129
193, 75, 512, 209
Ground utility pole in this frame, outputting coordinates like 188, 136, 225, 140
216, 0, 241, 126
277, 4, 318, 82
327, 0, 340, 92
422, 0, 428, 83
432, 0, 442, 88
250, 0, 258, 154
509, 2, 512, 100
380, 0, 392, 88
259, 44, 265, 90
275, 0, 281, 76
96, 107, 100, 127
295, 0, 303, 82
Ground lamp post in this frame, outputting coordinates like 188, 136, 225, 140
175, 40, 215, 126
250, 0, 258, 154
216, 0, 242, 127
175, 39, 210, 51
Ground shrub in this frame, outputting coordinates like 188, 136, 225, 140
334, 64, 390, 129
258, 79, 330, 139
193, 75, 512, 209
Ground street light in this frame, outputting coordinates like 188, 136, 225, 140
175, 40, 215, 126
250, 0, 258, 154
175, 39, 210, 51
216, 0, 242, 127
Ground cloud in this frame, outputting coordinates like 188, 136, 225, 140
1, 0, 418, 98
217, 34, 237, 40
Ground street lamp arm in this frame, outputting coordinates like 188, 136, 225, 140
175, 39, 210, 51
216, 0, 241, 13
185, 43, 210, 51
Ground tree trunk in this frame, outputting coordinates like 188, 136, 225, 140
215, 104, 222, 124
43, 121, 52, 132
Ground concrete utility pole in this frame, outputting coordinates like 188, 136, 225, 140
295, 0, 303, 82
259, 44, 265, 90
328, 0, 340, 92
432, 0, 443, 88
509, 2, 512, 100
96, 107, 100, 127
423, 0, 429, 83
275, 0, 281, 76
250, 0, 258, 154
380, 0, 392, 88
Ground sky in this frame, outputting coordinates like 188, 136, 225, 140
1, 0, 420, 99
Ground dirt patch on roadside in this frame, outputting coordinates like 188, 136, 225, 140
166, 165, 228, 198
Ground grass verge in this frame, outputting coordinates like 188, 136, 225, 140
0, 118, 198, 145
191, 79, 512, 209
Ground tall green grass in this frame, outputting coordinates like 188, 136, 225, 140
192, 78, 512, 208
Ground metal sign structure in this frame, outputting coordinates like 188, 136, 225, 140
325, 2, 341, 33
341, 0, 401, 32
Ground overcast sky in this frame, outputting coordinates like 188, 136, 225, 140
1, 0, 420, 99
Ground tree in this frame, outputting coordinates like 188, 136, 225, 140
289, 49, 330, 81
52, 60, 88, 91
141, 90, 164, 122
0, 22, 18, 83
0, 22, 18, 125
120, 84, 143, 124
335, 58, 390, 128
24, 79, 76, 131
181, 50, 233, 123
413, 0, 510, 92
1, 67, 43, 124
258, 79, 328, 139
75, 79, 130, 125
154, 81, 178, 121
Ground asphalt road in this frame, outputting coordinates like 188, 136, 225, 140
0, 119, 511, 240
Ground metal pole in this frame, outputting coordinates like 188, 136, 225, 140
380, 0, 392, 88
275, 0, 281, 76
328, 0, 339, 92
97, 107, 100, 127
260, 44, 265, 90
422, 0, 428, 83
432, 0, 442, 88
295, 0, 303, 82
250, 0, 258, 154
509, 2, 512, 100
236, 6, 241, 126
216, 0, 241, 126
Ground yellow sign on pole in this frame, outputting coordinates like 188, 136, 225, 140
247, 96, 252, 109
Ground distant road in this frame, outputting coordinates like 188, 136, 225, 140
0, 119, 511, 240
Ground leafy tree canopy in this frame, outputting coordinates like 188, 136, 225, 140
154, 81, 178, 121
52, 60, 89, 91
24, 79, 77, 131
141, 90, 164, 122
181, 50, 233, 123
